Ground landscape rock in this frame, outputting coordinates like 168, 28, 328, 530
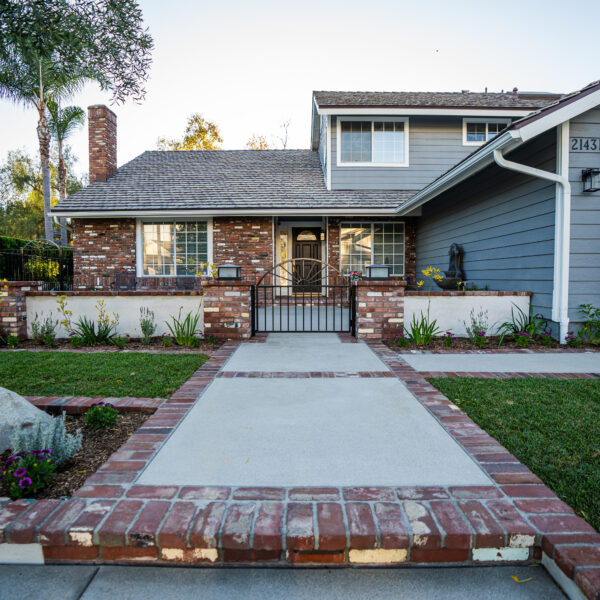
0, 387, 53, 453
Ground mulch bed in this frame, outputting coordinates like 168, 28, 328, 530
0, 412, 150, 499
383, 336, 600, 351
2, 338, 221, 354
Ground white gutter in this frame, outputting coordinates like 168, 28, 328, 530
316, 107, 534, 117
492, 122, 571, 343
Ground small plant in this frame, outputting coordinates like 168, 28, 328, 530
190, 336, 202, 348
84, 402, 120, 429
113, 336, 127, 349
139, 307, 157, 344
443, 331, 456, 347
58, 297, 119, 344
406, 311, 441, 345
10, 412, 82, 466
514, 332, 533, 348
577, 304, 600, 346
538, 331, 554, 347
1, 450, 55, 500
204, 334, 218, 345
464, 308, 489, 344
565, 331, 581, 348
70, 334, 85, 348
497, 304, 549, 345
31, 312, 59, 346
165, 308, 202, 346
6, 334, 19, 348
394, 330, 410, 347
162, 335, 173, 347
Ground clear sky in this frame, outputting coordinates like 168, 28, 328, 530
1, 0, 599, 176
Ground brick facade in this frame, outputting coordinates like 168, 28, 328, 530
88, 105, 117, 183
0, 281, 44, 337
203, 280, 252, 340
213, 217, 273, 282
326, 217, 416, 283
355, 280, 406, 340
72, 219, 136, 289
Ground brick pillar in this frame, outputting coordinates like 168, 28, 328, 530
88, 105, 117, 183
203, 280, 252, 340
355, 280, 406, 340
0, 281, 44, 338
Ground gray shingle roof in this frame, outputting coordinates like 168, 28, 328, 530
313, 90, 562, 110
53, 150, 414, 212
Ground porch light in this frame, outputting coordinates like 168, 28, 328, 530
365, 264, 391, 280
217, 264, 242, 280
582, 168, 600, 192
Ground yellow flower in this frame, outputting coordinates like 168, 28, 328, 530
417, 281, 424, 287
433, 274, 443, 281
433, 267, 441, 274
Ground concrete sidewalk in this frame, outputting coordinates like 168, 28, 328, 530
0, 565, 566, 600
401, 351, 600, 373
137, 333, 490, 487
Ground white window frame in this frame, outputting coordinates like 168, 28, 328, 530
339, 221, 405, 277
135, 217, 213, 278
462, 118, 511, 146
336, 117, 409, 168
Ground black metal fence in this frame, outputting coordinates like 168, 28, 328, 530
0, 241, 74, 291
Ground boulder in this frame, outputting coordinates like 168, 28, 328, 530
0, 387, 53, 453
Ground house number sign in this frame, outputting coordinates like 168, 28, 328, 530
570, 137, 600, 152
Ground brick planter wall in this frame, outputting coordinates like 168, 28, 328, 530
72, 218, 136, 289
213, 217, 273, 282
355, 280, 406, 340
0, 281, 44, 337
203, 280, 252, 340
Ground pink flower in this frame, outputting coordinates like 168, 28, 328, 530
13, 467, 27, 478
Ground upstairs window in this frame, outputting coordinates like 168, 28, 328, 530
338, 118, 409, 166
463, 119, 510, 146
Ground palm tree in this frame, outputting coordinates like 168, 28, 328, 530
0, 53, 81, 241
47, 99, 85, 245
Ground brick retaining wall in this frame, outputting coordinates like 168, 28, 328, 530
203, 280, 252, 340
355, 280, 406, 340
0, 281, 44, 337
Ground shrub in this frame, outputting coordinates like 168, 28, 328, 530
538, 331, 554, 347
443, 331, 456, 347
406, 311, 441, 345
473, 331, 488, 348
58, 297, 119, 345
565, 331, 581, 348
577, 304, 600, 346
1, 450, 55, 500
85, 402, 119, 429
10, 412, 82, 466
464, 308, 489, 344
113, 336, 127, 349
395, 331, 410, 347
31, 312, 59, 346
70, 335, 85, 348
165, 308, 202, 346
514, 332, 533, 348
139, 307, 157, 344
162, 335, 173, 347
497, 304, 548, 345
6, 334, 19, 348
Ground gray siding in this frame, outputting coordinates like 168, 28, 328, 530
318, 115, 327, 181
568, 107, 600, 327
416, 130, 557, 323
330, 115, 498, 190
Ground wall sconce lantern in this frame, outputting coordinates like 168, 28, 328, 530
217, 264, 242, 280
365, 264, 391, 280
582, 168, 600, 193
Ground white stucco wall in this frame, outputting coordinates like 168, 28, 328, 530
404, 295, 530, 337
26, 295, 204, 339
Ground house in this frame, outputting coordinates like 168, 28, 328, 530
51, 82, 600, 340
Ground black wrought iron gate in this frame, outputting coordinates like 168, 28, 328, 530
251, 259, 356, 334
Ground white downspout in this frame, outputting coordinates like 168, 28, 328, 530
52, 215, 73, 233
492, 122, 571, 343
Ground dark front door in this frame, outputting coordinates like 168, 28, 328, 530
292, 228, 321, 292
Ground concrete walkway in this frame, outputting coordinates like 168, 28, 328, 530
137, 333, 490, 487
0, 565, 565, 599
401, 351, 600, 373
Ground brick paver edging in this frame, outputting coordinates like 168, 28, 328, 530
417, 372, 600, 380
0, 338, 599, 600
367, 341, 600, 600
25, 396, 164, 414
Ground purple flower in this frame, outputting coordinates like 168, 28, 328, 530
18, 477, 32, 489
5, 456, 18, 464
445, 331, 453, 336
478, 331, 486, 337
16, 451, 27, 458
13, 468, 26, 478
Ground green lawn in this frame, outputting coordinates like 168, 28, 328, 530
429, 377, 600, 532
0, 352, 208, 398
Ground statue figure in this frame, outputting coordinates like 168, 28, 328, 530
435, 243, 465, 290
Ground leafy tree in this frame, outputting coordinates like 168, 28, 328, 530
47, 99, 85, 244
0, 0, 154, 240
246, 134, 269, 150
157, 114, 223, 151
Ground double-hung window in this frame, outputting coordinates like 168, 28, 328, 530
463, 119, 510, 146
340, 222, 405, 276
141, 221, 208, 276
338, 118, 409, 166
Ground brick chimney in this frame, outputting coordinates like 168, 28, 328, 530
88, 105, 117, 183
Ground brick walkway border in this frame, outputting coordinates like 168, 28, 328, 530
25, 396, 164, 414
0, 337, 599, 600
417, 371, 600, 380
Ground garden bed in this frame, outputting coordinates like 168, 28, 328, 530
384, 337, 600, 352
0, 411, 150, 499
0, 352, 209, 397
